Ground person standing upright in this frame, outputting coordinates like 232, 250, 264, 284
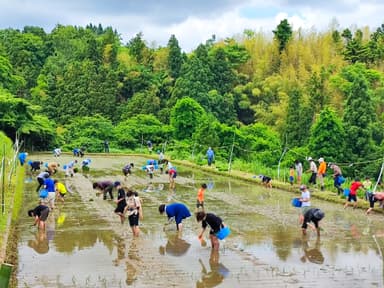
317, 158, 327, 191
114, 182, 127, 224
306, 157, 317, 186
147, 140, 153, 154
294, 160, 303, 185
196, 183, 207, 211
206, 147, 215, 167
299, 185, 311, 224
104, 140, 109, 153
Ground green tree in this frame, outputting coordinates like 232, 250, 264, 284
170, 54, 212, 109
284, 87, 305, 147
273, 19, 293, 53
209, 47, 236, 95
308, 107, 345, 162
167, 34, 183, 79
114, 114, 172, 149
170, 97, 206, 140
343, 75, 375, 161
342, 29, 369, 64
0, 88, 55, 148
62, 115, 114, 152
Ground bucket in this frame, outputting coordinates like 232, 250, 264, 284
216, 226, 231, 240
292, 198, 302, 207
343, 189, 350, 197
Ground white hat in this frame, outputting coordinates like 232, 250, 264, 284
318, 157, 324, 162
307, 157, 313, 161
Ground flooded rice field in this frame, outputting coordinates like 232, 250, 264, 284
16, 154, 384, 287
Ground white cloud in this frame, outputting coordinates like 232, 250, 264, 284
0, 0, 383, 51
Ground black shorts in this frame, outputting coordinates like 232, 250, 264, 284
115, 202, 127, 213
128, 213, 139, 227
40, 208, 50, 221
196, 201, 204, 208
368, 193, 377, 208
122, 168, 131, 176
347, 194, 357, 202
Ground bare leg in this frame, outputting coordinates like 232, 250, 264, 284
210, 234, 220, 251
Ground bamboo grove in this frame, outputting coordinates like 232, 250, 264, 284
1, 20, 384, 177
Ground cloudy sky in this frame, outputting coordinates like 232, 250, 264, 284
1, 0, 383, 51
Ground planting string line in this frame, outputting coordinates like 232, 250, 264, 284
373, 157, 384, 193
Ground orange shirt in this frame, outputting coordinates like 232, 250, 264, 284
197, 188, 205, 202
318, 162, 326, 175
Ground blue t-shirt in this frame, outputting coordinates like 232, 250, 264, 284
166, 203, 191, 225
44, 178, 55, 192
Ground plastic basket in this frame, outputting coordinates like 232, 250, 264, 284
291, 198, 302, 207
216, 226, 231, 240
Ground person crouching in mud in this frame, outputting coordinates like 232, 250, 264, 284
301, 208, 325, 236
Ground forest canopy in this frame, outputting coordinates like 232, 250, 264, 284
1, 21, 384, 177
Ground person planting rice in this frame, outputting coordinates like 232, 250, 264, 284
196, 211, 230, 252
301, 208, 325, 236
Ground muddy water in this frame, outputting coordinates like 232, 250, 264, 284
16, 154, 384, 287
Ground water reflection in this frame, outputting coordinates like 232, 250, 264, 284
126, 239, 140, 286
272, 225, 294, 261
113, 236, 126, 266
159, 232, 191, 256
300, 236, 324, 264
196, 250, 230, 288
28, 229, 49, 254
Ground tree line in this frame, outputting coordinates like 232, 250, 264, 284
1, 20, 384, 177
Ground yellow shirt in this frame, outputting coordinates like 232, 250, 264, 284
56, 182, 67, 195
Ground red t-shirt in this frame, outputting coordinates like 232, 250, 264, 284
350, 181, 362, 195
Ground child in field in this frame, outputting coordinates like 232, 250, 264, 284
196, 211, 228, 251
122, 163, 134, 178
258, 174, 272, 188
301, 208, 325, 236
30, 161, 43, 172
168, 167, 177, 191
93, 180, 114, 200
53, 148, 61, 157
54, 179, 67, 203
124, 190, 143, 236
289, 166, 295, 186
344, 177, 363, 209
299, 185, 311, 224
48, 162, 60, 174
197, 183, 207, 210
114, 182, 127, 224
362, 177, 373, 200
28, 204, 50, 230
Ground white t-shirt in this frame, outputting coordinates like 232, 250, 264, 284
310, 161, 317, 173
301, 190, 311, 207
295, 162, 303, 176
